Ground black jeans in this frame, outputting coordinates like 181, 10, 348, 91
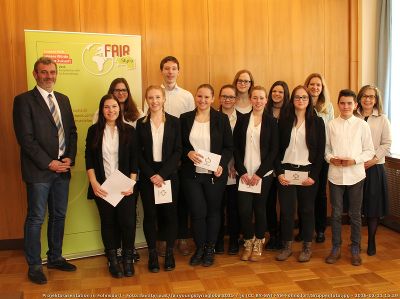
94, 195, 137, 250
182, 173, 227, 247
238, 175, 273, 240
140, 173, 178, 249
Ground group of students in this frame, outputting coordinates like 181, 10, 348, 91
85, 58, 392, 279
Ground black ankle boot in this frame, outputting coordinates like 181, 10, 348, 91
164, 247, 175, 271
122, 249, 135, 277
106, 249, 123, 278
202, 244, 215, 267
148, 249, 160, 273
189, 246, 204, 266
367, 239, 376, 256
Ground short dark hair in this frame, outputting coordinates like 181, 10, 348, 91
160, 56, 180, 70
337, 89, 357, 103
33, 57, 57, 73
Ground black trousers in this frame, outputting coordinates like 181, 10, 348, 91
94, 195, 137, 251
140, 173, 178, 249
217, 183, 240, 241
182, 173, 227, 248
238, 175, 273, 240
266, 176, 279, 234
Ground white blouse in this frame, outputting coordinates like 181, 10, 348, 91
244, 114, 263, 176
189, 120, 211, 174
102, 124, 119, 179
151, 120, 164, 162
282, 121, 311, 166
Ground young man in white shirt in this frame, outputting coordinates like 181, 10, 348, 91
154, 56, 195, 256
325, 89, 374, 266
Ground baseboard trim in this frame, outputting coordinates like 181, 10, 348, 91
0, 239, 24, 250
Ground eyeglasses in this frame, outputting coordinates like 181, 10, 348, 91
220, 95, 236, 101
113, 89, 128, 94
294, 95, 309, 101
361, 95, 376, 100
237, 79, 251, 85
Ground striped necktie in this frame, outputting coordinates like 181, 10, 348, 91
48, 94, 65, 152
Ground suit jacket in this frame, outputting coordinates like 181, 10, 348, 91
13, 87, 77, 183
275, 114, 326, 180
136, 113, 182, 180
85, 124, 138, 199
233, 110, 279, 177
180, 108, 233, 178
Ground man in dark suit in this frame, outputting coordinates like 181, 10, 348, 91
13, 57, 78, 284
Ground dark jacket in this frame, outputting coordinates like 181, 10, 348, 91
233, 110, 279, 177
136, 113, 182, 180
85, 124, 138, 199
180, 108, 234, 178
13, 87, 77, 183
275, 114, 326, 180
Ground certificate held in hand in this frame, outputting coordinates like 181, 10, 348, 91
284, 170, 308, 185
238, 179, 262, 194
194, 149, 221, 172
154, 180, 173, 204
101, 169, 136, 207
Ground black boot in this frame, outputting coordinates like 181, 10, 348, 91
202, 244, 215, 267
189, 246, 204, 266
122, 249, 135, 277
265, 230, 278, 250
106, 249, 123, 278
164, 247, 175, 271
148, 249, 160, 273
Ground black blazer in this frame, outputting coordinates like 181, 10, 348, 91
85, 124, 138, 199
275, 114, 326, 180
233, 110, 279, 177
136, 113, 182, 180
180, 108, 234, 177
13, 87, 77, 183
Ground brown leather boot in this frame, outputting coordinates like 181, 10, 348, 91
177, 239, 191, 256
325, 247, 341, 264
351, 245, 362, 266
298, 242, 312, 262
249, 238, 265, 262
276, 241, 293, 261
240, 237, 255, 261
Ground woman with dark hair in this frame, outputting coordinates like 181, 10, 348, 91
233, 86, 278, 262
275, 85, 325, 263
136, 85, 181, 272
355, 85, 392, 256
264, 81, 290, 250
232, 70, 255, 114
295, 73, 334, 243
215, 84, 242, 255
93, 78, 143, 127
180, 84, 233, 267
85, 94, 138, 278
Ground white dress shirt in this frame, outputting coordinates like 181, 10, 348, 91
325, 115, 375, 185
37, 85, 65, 157
355, 108, 392, 164
282, 121, 311, 166
102, 124, 119, 179
244, 114, 261, 176
144, 84, 195, 118
315, 102, 334, 126
189, 120, 211, 174
151, 120, 164, 162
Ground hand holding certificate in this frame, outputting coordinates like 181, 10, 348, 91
100, 170, 136, 207
238, 179, 262, 194
154, 180, 173, 204
194, 149, 222, 172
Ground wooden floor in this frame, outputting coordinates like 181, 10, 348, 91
1, 225, 400, 299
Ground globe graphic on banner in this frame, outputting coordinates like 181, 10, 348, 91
82, 43, 114, 75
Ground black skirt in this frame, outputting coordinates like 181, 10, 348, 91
362, 164, 389, 217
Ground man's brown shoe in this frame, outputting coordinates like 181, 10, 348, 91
351, 245, 362, 266
325, 247, 341, 264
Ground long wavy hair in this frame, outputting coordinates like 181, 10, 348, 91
304, 73, 331, 114
91, 94, 128, 149
107, 78, 140, 122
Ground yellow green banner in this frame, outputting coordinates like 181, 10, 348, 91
24, 30, 145, 259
